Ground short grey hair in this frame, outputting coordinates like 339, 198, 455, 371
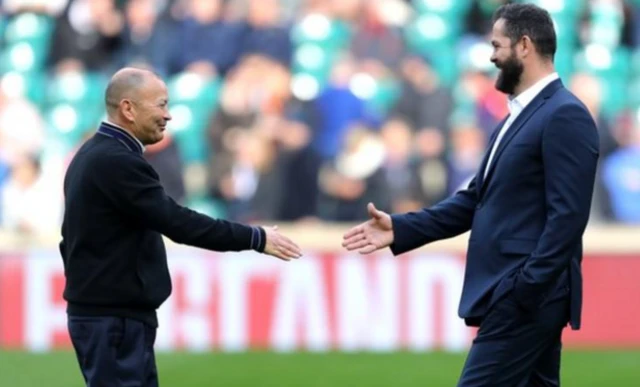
104, 68, 158, 115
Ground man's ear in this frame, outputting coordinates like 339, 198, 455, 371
121, 100, 135, 122
520, 35, 533, 57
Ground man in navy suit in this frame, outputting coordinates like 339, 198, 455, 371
342, 4, 599, 386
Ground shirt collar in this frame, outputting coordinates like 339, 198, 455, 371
508, 72, 559, 114
98, 121, 146, 154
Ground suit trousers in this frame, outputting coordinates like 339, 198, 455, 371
457, 292, 570, 387
68, 315, 158, 387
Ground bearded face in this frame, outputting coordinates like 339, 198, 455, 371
494, 48, 524, 95
490, 18, 526, 96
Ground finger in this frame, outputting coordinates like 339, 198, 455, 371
271, 233, 302, 257
268, 230, 301, 258
344, 239, 371, 251
272, 248, 292, 261
279, 252, 293, 261
274, 240, 300, 259
359, 244, 379, 255
284, 241, 303, 257
367, 202, 381, 220
277, 236, 302, 257
280, 235, 300, 250
282, 246, 301, 259
342, 230, 367, 247
342, 231, 365, 246
343, 224, 364, 240
342, 236, 364, 248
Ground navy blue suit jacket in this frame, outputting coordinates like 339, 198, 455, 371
390, 79, 599, 330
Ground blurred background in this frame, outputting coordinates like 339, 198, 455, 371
0, 0, 639, 230
0, 0, 639, 386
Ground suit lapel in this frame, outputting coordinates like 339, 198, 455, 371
476, 116, 508, 196
480, 79, 564, 193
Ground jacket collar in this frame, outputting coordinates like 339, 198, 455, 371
508, 72, 559, 114
97, 121, 145, 154
477, 78, 564, 195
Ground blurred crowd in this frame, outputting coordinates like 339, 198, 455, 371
0, 0, 639, 237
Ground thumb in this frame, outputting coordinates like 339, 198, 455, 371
368, 202, 382, 220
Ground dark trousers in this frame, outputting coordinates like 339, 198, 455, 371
457, 293, 569, 387
68, 316, 158, 387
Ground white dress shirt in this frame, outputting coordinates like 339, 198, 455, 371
483, 72, 559, 178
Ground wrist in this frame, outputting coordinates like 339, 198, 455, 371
250, 226, 267, 253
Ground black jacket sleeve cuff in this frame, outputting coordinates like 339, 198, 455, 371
250, 226, 267, 253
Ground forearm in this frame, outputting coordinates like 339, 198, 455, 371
164, 199, 265, 252
141, 195, 266, 252
104, 154, 266, 253
389, 178, 477, 255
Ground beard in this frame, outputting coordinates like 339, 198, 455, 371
495, 54, 524, 95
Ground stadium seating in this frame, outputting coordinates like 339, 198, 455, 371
1, 12, 53, 72
291, 13, 352, 98
0, 0, 637, 212
166, 72, 222, 164
43, 72, 107, 151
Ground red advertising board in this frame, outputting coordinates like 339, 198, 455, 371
1, 250, 639, 351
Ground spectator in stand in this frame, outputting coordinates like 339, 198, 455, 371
117, 0, 181, 77
569, 72, 618, 221
447, 121, 486, 193
2, 0, 67, 16
389, 55, 453, 134
272, 113, 322, 221
144, 132, 186, 204
0, 89, 46, 192
377, 119, 424, 213
602, 121, 640, 223
239, 0, 292, 68
349, 0, 407, 72
177, 0, 244, 78
311, 54, 372, 160
1, 154, 61, 234
48, 0, 123, 73
316, 125, 388, 221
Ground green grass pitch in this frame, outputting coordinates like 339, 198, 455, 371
1, 350, 639, 386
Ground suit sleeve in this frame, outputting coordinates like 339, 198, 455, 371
96, 152, 266, 252
513, 103, 599, 310
389, 177, 478, 255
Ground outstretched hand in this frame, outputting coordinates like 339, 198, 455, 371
342, 203, 394, 254
263, 226, 302, 261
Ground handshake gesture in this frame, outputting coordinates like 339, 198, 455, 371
263, 225, 303, 261
342, 203, 394, 254
264, 202, 394, 262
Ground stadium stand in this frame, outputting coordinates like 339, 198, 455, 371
0, 0, 639, 236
